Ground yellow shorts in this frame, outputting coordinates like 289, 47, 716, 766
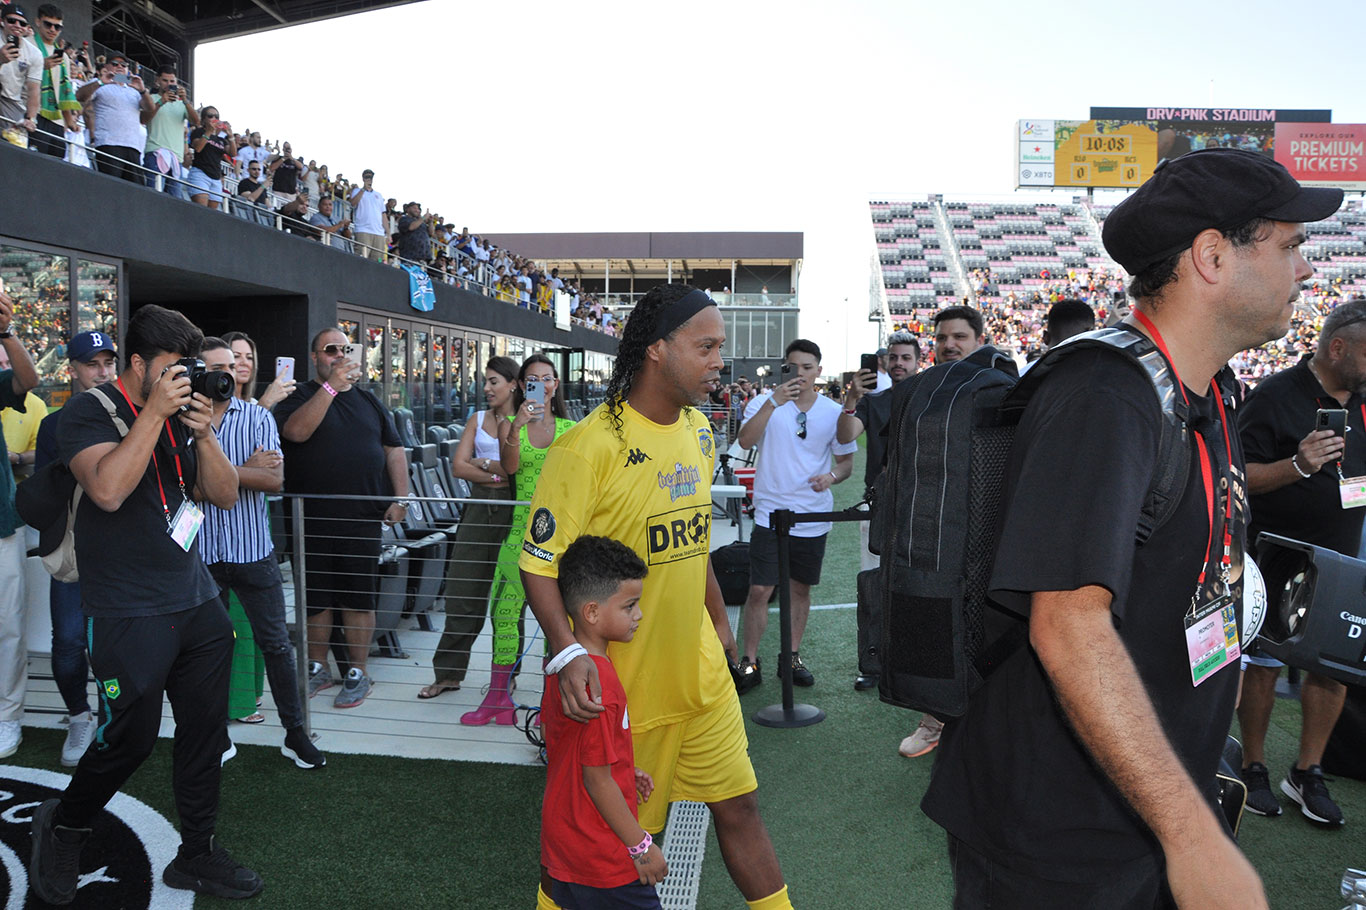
632, 689, 758, 833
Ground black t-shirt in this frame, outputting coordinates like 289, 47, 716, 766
57, 383, 219, 617
237, 177, 263, 197
271, 157, 302, 193
921, 349, 1244, 879
189, 128, 229, 180
1240, 355, 1366, 557
854, 386, 895, 492
274, 381, 401, 521
397, 214, 431, 262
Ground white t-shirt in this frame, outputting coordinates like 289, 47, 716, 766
351, 188, 385, 235
874, 370, 892, 392
743, 392, 858, 536
90, 83, 145, 150
0, 37, 43, 103
237, 144, 270, 174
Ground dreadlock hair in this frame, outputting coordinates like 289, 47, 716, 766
600, 283, 702, 443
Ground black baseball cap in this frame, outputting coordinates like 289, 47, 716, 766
5, 6, 29, 21
1102, 148, 1344, 276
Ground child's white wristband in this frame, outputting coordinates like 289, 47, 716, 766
545, 643, 588, 676
627, 831, 653, 860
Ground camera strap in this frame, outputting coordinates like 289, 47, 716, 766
115, 376, 189, 525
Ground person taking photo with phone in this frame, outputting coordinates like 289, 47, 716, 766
457, 354, 574, 725
186, 104, 236, 210
142, 64, 197, 199
0, 5, 44, 142
28, 4, 79, 158
75, 55, 153, 183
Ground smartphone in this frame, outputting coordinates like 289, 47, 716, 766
275, 356, 294, 383
113, 73, 131, 85
342, 343, 363, 381
780, 362, 794, 381
524, 378, 545, 408
1316, 408, 1348, 439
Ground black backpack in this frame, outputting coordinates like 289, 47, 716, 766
872, 326, 1214, 717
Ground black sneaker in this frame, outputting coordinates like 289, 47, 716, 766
789, 652, 815, 687
29, 798, 90, 905
163, 837, 264, 899
282, 727, 327, 770
1280, 764, 1345, 826
1240, 762, 1281, 817
734, 657, 762, 694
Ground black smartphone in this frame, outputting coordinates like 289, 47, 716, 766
5, 35, 19, 50
1317, 408, 1347, 439
780, 362, 794, 382
860, 353, 879, 375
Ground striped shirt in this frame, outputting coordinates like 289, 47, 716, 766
200, 396, 279, 564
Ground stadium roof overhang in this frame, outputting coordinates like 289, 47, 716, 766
93, 0, 421, 46
476, 232, 803, 280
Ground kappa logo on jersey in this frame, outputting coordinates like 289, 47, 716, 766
530, 507, 556, 544
656, 462, 702, 502
646, 506, 710, 565
624, 448, 652, 468
0, 765, 192, 909
696, 426, 714, 460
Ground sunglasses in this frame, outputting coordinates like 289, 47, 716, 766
4, 17, 27, 26
318, 343, 349, 355
39, 19, 62, 29
796, 410, 807, 440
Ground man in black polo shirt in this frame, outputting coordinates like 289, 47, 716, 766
276, 328, 410, 710
1235, 298, 1366, 827
30, 305, 261, 904
923, 149, 1342, 910
836, 329, 920, 691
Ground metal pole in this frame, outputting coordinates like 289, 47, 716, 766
753, 508, 825, 728
290, 495, 312, 738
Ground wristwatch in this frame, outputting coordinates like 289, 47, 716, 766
393, 499, 411, 509
0, 327, 12, 339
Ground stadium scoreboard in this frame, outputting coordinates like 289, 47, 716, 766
1015, 108, 1366, 191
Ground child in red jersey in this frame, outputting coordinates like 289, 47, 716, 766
539, 536, 667, 910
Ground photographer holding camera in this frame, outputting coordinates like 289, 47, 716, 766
74, 55, 153, 183
30, 305, 262, 905
142, 65, 198, 199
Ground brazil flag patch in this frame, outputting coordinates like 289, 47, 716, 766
103, 679, 121, 700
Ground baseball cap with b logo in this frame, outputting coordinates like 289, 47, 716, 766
68, 331, 117, 362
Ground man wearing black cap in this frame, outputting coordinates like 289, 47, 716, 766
922, 148, 1342, 909
33, 330, 118, 768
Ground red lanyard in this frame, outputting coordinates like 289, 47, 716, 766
1131, 311, 1234, 593
115, 377, 188, 524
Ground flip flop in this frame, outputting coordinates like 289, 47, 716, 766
234, 713, 266, 724
417, 683, 460, 700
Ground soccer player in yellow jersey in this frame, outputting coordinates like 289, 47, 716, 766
522, 284, 794, 910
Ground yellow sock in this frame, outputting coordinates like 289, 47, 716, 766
746, 885, 793, 910
536, 883, 561, 910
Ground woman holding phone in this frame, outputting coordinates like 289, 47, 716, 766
418, 356, 519, 700
186, 105, 236, 210
222, 331, 296, 411
459, 354, 574, 725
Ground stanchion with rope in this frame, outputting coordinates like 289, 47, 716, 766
752, 504, 869, 729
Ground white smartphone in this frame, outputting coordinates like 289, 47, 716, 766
342, 343, 363, 381
275, 356, 294, 383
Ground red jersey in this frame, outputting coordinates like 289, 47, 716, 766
541, 655, 639, 888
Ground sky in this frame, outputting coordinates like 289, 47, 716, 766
196, 0, 1366, 372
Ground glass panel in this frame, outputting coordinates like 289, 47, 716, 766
76, 259, 118, 339
433, 333, 449, 424
761, 311, 783, 358
464, 337, 478, 420
389, 325, 409, 413
363, 323, 384, 399
413, 329, 429, 428
1, 245, 70, 407
338, 318, 359, 343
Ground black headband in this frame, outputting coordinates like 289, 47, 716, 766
647, 289, 714, 344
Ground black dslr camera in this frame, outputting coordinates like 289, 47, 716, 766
174, 357, 235, 409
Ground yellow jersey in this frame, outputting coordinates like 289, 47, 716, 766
520, 400, 727, 733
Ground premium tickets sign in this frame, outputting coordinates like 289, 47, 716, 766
1274, 123, 1366, 190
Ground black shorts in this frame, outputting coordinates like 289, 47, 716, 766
748, 524, 828, 587
550, 878, 662, 910
303, 519, 380, 616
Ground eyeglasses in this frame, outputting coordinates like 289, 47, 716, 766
4, 17, 27, 26
318, 343, 347, 355
796, 410, 807, 440
38, 19, 62, 29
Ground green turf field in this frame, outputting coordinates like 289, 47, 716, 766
7, 443, 1363, 908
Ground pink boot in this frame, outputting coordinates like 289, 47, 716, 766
460, 664, 518, 726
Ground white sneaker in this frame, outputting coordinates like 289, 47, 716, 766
0, 720, 20, 759
61, 712, 96, 767
898, 715, 945, 758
